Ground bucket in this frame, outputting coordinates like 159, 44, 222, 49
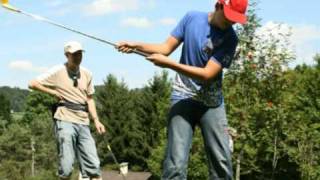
78, 172, 89, 180
119, 162, 129, 175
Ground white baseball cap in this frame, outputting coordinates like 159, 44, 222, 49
64, 41, 84, 53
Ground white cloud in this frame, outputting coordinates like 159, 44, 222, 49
84, 0, 140, 16
254, 21, 293, 59
159, 18, 177, 26
84, 0, 156, 16
290, 24, 320, 46
8, 60, 48, 73
119, 17, 177, 29
256, 21, 291, 44
45, 0, 64, 7
120, 17, 153, 28
290, 24, 320, 65
258, 21, 320, 65
257, 21, 320, 46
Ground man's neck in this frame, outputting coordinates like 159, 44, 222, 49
66, 62, 79, 73
208, 11, 231, 31
208, 12, 215, 26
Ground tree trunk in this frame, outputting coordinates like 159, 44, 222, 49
236, 149, 244, 180
31, 137, 35, 177
272, 134, 278, 180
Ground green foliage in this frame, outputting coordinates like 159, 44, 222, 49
281, 56, 320, 179
0, 60, 319, 179
147, 128, 166, 179
0, 91, 57, 179
187, 129, 209, 180
96, 74, 146, 168
0, 124, 32, 180
22, 91, 56, 125
0, 93, 11, 130
139, 71, 171, 148
96, 71, 171, 171
222, 1, 311, 179
0, 33, 319, 180
0, 86, 29, 112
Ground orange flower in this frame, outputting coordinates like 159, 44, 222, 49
247, 51, 253, 60
250, 63, 257, 69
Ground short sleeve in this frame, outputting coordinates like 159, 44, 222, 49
211, 36, 238, 68
36, 65, 62, 87
170, 12, 192, 41
87, 76, 95, 95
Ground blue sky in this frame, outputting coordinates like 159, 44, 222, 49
1, 0, 319, 89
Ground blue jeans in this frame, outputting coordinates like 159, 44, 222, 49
54, 120, 101, 178
162, 99, 233, 180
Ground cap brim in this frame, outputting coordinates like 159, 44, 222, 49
224, 5, 247, 24
70, 49, 85, 53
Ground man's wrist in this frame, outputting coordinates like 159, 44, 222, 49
92, 117, 99, 122
48, 89, 57, 96
136, 43, 143, 50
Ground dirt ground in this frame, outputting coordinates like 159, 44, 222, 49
101, 170, 152, 180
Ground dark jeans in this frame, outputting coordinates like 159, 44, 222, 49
162, 99, 233, 180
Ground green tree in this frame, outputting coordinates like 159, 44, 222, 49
0, 93, 12, 130
0, 124, 32, 180
96, 74, 148, 170
0, 86, 29, 112
147, 128, 166, 179
97, 72, 172, 171
135, 71, 171, 150
282, 55, 320, 179
224, 1, 296, 179
21, 91, 57, 178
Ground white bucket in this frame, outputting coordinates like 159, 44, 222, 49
119, 162, 129, 175
78, 172, 89, 180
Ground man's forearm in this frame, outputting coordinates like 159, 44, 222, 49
118, 36, 180, 56
146, 53, 222, 83
136, 43, 171, 55
29, 80, 56, 96
87, 96, 105, 134
87, 98, 99, 122
168, 61, 211, 81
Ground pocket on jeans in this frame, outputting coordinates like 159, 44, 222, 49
54, 120, 63, 132
55, 121, 64, 158
57, 136, 65, 158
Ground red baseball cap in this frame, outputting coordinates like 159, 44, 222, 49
218, 0, 248, 24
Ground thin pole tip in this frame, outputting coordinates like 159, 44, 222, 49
1, 0, 8, 5
2, 3, 20, 12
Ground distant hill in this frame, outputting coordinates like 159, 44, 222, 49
0, 86, 29, 112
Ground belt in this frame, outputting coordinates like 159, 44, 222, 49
57, 101, 88, 112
